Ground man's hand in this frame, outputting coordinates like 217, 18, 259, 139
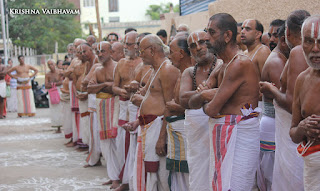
299, 115, 320, 140
131, 93, 143, 106
156, 136, 166, 157
119, 89, 129, 99
122, 120, 139, 132
200, 89, 217, 102
196, 81, 209, 93
259, 81, 277, 99
129, 80, 140, 93
165, 99, 179, 112
77, 92, 88, 101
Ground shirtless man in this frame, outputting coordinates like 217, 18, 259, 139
257, 24, 289, 191
203, 13, 260, 190
45, 59, 63, 132
111, 42, 125, 62
64, 38, 86, 147
86, 35, 96, 47
87, 42, 120, 188
106, 32, 119, 44
73, 43, 97, 149
259, 10, 310, 191
67, 43, 75, 61
241, 19, 271, 77
164, 35, 192, 191
130, 34, 179, 191
0, 58, 7, 119
261, 32, 270, 48
290, 15, 320, 191
112, 31, 142, 191
268, 19, 286, 51
178, 31, 217, 191
177, 24, 189, 33
237, 23, 247, 52
7, 55, 38, 117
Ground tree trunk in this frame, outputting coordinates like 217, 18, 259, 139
95, 0, 102, 42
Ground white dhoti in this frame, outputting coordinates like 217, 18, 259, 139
117, 97, 130, 182
257, 114, 275, 191
166, 116, 189, 191
48, 87, 63, 127
17, 82, 36, 117
185, 109, 210, 191
69, 81, 80, 142
79, 98, 90, 145
133, 116, 169, 191
86, 94, 101, 166
60, 93, 72, 139
0, 80, 6, 98
123, 102, 139, 185
272, 101, 304, 191
297, 145, 320, 191
96, 93, 121, 180
6, 88, 17, 112
208, 111, 260, 191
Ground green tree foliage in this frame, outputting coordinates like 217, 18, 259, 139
7, 0, 82, 54
145, 3, 179, 20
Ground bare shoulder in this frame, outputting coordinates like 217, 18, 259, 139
117, 58, 126, 67
183, 67, 194, 77
161, 62, 180, 75
259, 45, 271, 55
264, 53, 283, 68
289, 45, 304, 62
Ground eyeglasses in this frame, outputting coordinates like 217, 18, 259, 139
139, 45, 152, 55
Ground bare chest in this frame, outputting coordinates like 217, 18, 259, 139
300, 79, 320, 118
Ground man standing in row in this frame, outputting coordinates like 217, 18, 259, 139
257, 23, 289, 191
133, 34, 180, 191
7, 55, 38, 117
290, 15, 320, 191
204, 13, 260, 190
87, 42, 120, 188
259, 10, 310, 191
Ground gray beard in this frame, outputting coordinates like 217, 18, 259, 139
303, 51, 320, 70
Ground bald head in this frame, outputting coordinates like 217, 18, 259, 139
74, 38, 87, 48
86, 35, 96, 46
111, 42, 125, 62
96, 41, 112, 63
177, 24, 189, 32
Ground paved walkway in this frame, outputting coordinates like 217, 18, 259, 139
0, 108, 111, 191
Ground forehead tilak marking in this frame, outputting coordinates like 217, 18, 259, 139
191, 33, 196, 43
196, 32, 200, 41
271, 26, 277, 34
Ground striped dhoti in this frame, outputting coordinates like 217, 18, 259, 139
17, 82, 36, 117
133, 115, 169, 191
166, 115, 189, 191
208, 104, 260, 191
69, 81, 80, 143
96, 92, 121, 181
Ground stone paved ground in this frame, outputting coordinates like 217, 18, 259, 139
0, 108, 111, 191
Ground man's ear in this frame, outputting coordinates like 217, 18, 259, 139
224, 30, 233, 44
179, 49, 185, 59
256, 31, 262, 40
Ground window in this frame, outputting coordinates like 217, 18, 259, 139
83, 0, 95, 7
109, 0, 118, 12
109, 17, 120, 22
